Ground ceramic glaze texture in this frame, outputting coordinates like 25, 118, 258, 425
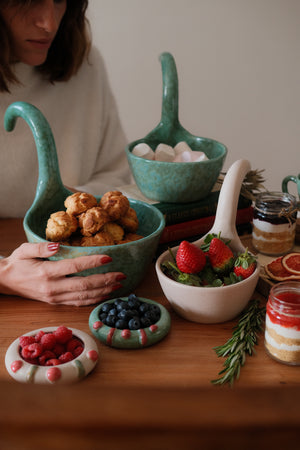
125, 52, 227, 203
4, 102, 165, 297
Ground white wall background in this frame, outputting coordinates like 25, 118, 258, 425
87, 0, 300, 194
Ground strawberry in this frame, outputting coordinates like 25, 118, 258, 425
176, 240, 206, 274
208, 237, 234, 274
234, 248, 256, 279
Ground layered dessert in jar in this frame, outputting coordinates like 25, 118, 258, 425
252, 192, 297, 255
265, 281, 300, 365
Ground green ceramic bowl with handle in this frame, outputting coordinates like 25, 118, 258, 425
4, 101, 165, 297
125, 52, 227, 203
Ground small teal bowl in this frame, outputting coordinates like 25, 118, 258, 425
4, 101, 165, 297
125, 52, 227, 203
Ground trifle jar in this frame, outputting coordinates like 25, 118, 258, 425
252, 191, 297, 255
265, 281, 300, 365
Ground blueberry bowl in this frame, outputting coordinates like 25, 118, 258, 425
89, 295, 171, 349
4, 102, 165, 297
125, 52, 227, 203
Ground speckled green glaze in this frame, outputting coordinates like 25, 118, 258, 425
125, 52, 227, 203
89, 297, 171, 349
4, 102, 165, 297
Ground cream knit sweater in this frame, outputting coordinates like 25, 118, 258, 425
0, 47, 131, 218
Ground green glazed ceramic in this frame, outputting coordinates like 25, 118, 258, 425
4, 102, 165, 297
89, 297, 171, 349
125, 52, 227, 203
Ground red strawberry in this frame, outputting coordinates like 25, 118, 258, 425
208, 237, 234, 274
234, 248, 256, 279
176, 240, 206, 274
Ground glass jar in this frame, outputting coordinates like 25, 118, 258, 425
252, 191, 297, 255
265, 281, 300, 365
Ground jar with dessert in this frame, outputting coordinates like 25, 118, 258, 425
265, 281, 300, 365
252, 191, 297, 255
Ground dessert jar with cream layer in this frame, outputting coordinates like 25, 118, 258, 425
252, 192, 297, 255
265, 281, 300, 365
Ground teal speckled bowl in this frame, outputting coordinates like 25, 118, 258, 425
125, 52, 227, 203
4, 102, 165, 297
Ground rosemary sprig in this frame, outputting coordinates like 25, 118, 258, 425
211, 299, 266, 386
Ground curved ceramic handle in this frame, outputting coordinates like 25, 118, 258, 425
159, 52, 180, 130
194, 159, 251, 253
4, 101, 65, 200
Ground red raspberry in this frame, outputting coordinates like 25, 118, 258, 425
66, 338, 83, 353
21, 343, 43, 359
35, 330, 45, 342
39, 350, 56, 366
52, 343, 65, 357
54, 326, 73, 344
58, 352, 74, 364
72, 346, 84, 358
40, 333, 57, 350
45, 358, 61, 366
19, 335, 35, 348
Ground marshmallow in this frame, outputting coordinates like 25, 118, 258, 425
132, 143, 155, 160
174, 141, 193, 155
154, 143, 175, 162
173, 150, 208, 163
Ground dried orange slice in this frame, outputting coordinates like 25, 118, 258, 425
282, 252, 300, 275
265, 256, 300, 282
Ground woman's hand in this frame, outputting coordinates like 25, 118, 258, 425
0, 242, 126, 306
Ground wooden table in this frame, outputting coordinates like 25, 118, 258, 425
1, 219, 300, 449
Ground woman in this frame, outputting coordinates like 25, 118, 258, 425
0, 0, 130, 305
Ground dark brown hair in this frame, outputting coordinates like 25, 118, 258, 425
0, 0, 91, 92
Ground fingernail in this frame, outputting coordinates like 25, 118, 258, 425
101, 256, 113, 264
100, 295, 110, 301
116, 274, 127, 281
47, 242, 60, 252
111, 283, 123, 291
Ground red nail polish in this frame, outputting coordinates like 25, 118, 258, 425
48, 243, 59, 251
116, 274, 127, 281
111, 283, 123, 291
101, 256, 113, 264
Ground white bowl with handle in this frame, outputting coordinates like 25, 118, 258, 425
155, 159, 260, 324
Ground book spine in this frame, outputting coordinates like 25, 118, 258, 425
154, 193, 252, 225
159, 206, 253, 244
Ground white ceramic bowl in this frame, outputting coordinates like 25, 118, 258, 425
155, 159, 260, 324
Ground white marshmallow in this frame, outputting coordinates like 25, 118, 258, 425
173, 150, 208, 163
132, 143, 155, 160
154, 143, 175, 162
174, 141, 193, 155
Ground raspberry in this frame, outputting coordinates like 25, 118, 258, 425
39, 350, 56, 366
40, 333, 57, 350
52, 343, 65, 357
19, 335, 35, 348
66, 338, 83, 353
21, 343, 43, 359
45, 358, 61, 366
59, 352, 74, 364
35, 330, 45, 342
54, 326, 73, 344
72, 346, 84, 358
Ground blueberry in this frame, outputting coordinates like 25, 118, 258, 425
99, 312, 107, 322
116, 301, 129, 312
128, 293, 139, 302
115, 319, 128, 329
108, 307, 117, 316
140, 316, 152, 328
128, 298, 141, 310
113, 298, 123, 307
128, 317, 141, 330
139, 302, 150, 314
101, 302, 114, 313
105, 315, 117, 327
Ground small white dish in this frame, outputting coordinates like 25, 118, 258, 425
5, 327, 99, 384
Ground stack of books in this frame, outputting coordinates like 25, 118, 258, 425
118, 184, 253, 247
